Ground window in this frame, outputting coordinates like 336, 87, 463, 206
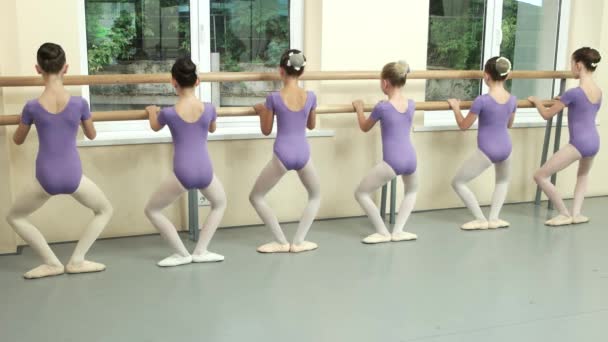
84, 0, 191, 112
424, 0, 570, 129
79, 0, 303, 138
426, 0, 485, 102
210, 0, 291, 107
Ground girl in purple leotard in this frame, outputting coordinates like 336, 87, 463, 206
529, 47, 602, 227
6, 43, 113, 279
352, 60, 419, 244
145, 57, 227, 267
250, 49, 320, 254
447, 57, 517, 231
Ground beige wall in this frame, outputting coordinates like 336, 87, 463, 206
0, 0, 607, 253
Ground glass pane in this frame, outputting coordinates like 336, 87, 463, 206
426, 0, 485, 101
210, 0, 290, 106
85, 0, 191, 111
501, 0, 560, 99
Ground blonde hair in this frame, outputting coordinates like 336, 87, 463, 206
381, 60, 410, 87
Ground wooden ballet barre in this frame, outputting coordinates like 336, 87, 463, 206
0, 100, 555, 126
0, 70, 574, 87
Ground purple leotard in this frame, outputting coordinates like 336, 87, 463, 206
370, 100, 417, 175
560, 87, 602, 157
21, 97, 90, 195
158, 104, 217, 189
470, 94, 517, 163
265, 91, 317, 170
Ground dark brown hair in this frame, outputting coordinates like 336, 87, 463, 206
279, 49, 307, 77
484, 56, 511, 81
37, 43, 66, 74
572, 47, 601, 72
171, 56, 198, 87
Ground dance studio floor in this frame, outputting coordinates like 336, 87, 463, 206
1, 198, 607, 342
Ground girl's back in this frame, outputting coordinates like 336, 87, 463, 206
159, 102, 216, 189
22, 95, 90, 195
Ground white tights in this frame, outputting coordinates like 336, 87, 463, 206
534, 144, 593, 217
354, 162, 418, 236
452, 149, 511, 221
249, 155, 321, 245
144, 173, 227, 258
6, 176, 113, 268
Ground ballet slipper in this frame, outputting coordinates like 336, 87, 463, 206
257, 242, 290, 253
545, 215, 573, 227
362, 233, 392, 244
488, 219, 510, 229
66, 260, 107, 274
391, 231, 418, 242
461, 220, 489, 230
290, 241, 318, 253
156, 254, 192, 267
192, 251, 224, 263
572, 215, 590, 224
23, 264, 65, 279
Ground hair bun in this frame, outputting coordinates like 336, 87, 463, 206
177, 59, 196, 74
287, 52, 306, 71
495, 57, 512, 76
397, 60, 411, 75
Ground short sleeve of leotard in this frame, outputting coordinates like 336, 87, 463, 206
209, 104, 217, 121
370, 102, 385, 121
157, 108, 168, 126
469, 96, 484, 115
80, 98, 92, 121
511, 96, 518, 114
559, 88, 577, 106
309, 92, 317, 111
20, 102, 34, 125
265, 93, 275, 113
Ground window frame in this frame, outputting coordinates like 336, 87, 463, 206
77, 0, 304, 138
422, 0, 571, 130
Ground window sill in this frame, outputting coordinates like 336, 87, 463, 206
415, 109, 585, 132
414, 118, 572, 132
78, 127, 335, 147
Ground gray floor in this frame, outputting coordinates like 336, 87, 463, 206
1, 199, 607, 342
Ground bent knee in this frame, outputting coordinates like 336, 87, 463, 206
93, 202, 113, 216
533, 171, 548, 184
144, 204, 156, 218
451, 178, 462, 190
249, 191, 261, 206
406, 184, 419, 194
211, 196, 227, 210
354, 188, 366, 202
6, 212, 18, 225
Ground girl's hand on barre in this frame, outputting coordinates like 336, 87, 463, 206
352, 100, 364, 113
145, 105, 160, 116
527, 96, 539, 104
447, 99, 461, 110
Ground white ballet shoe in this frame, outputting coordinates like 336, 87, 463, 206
488, 219, 510, 229
157, 254, 192, 267
257, 242, 291, 253
461, 220, 489, 230
192, 251, 224, 263
391, 231, 418, 242
362, 233, 392, 244
572, 215, 590, 224
545, 215, 573, 227
290, 241, 318, 253
66, 260, 106, 274
23, 264, 65, 279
